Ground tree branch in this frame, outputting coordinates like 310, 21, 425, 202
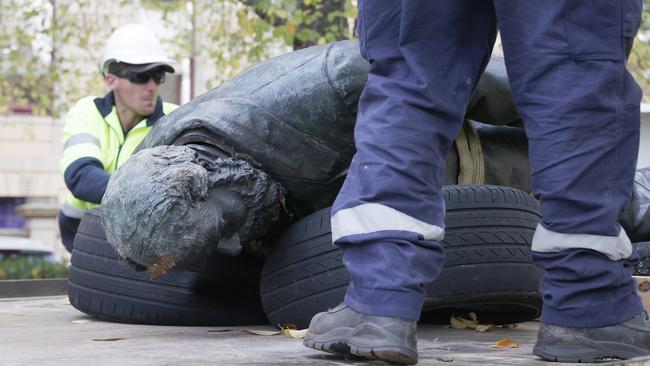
238, 0, 287, 27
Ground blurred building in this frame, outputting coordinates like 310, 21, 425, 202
0, 114, 66, 258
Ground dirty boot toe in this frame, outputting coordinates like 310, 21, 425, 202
533, 312, 650, 362
303, 303, 418, 365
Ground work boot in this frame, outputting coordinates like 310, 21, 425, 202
533, 312, 650, 362
303, 303, 418, 365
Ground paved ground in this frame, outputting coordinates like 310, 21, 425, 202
2, 296, 650, 366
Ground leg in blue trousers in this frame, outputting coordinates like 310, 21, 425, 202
304, 0, 650, 364
305, 2, 497, 364
493, 0, 650, 362
494, 0, 644, 328
335, 0, 497, 323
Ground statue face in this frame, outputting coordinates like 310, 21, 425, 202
101, 145, 283, 270
102, 146, 220, 269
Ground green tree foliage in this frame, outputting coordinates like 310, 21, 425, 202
239, 0, 356, 49
0, 0, 357, 116
8, 1, 650, 115
142, 0, 357, 90
0, 1, 142, 117
0, 0, 54, 115
629, 0, 650, 102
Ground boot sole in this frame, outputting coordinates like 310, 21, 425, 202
533, 341, 650, 363
304, 337, 418, 365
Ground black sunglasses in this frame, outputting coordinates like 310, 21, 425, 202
116, 69, 166, 85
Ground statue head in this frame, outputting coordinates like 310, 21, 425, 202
101, 145, 283, 269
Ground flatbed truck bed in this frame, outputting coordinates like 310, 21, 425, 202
2, 280, 649, 366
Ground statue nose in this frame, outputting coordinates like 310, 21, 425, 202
215, 232, 242, 256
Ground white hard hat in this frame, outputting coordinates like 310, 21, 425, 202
100, 24, 175, 74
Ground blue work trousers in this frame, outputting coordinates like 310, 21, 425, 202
332, 0, 644, 326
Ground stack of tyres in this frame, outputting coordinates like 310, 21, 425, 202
68, 185, 544, 328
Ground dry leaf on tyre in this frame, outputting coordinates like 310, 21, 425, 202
147, 255, 176, 279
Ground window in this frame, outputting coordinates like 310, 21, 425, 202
0, 198, 26, 228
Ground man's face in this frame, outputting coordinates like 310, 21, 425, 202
106, 68, 165, 117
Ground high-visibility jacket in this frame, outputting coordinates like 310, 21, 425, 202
60, 91, 177, 219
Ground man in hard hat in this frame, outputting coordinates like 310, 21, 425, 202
58, 24, 178, 252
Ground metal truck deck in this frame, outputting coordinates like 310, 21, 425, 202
2, 281, 649, 366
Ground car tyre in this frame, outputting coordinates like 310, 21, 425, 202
260, 185, 543, 328
68, 208, 268, 325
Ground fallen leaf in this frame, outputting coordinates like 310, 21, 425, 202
239, 324, 307, 338
639, 281, 650, 292
492, 338, 520, 348
449, 315, 475, 329
475, 324, 493, 332
283, 328, 308, 339
449, 314, 493, 332
92, 338, 125, 342
243, 330, 282, 336
279, 323, 297, 330
147, 255, 176, 279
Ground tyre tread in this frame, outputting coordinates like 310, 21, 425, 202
260, 185, 543, 328
68, 208, 268, 326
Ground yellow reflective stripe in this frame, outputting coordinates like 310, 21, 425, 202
65, 194, 100, 215
531, 224, 633, 261
60, 144, 103, 172
61, 202, 86, 219
63, 133, 100, 150
331, 203, 445, 242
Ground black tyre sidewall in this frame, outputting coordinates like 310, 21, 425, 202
260, 185, 543, 328
68, 208, 268, 326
